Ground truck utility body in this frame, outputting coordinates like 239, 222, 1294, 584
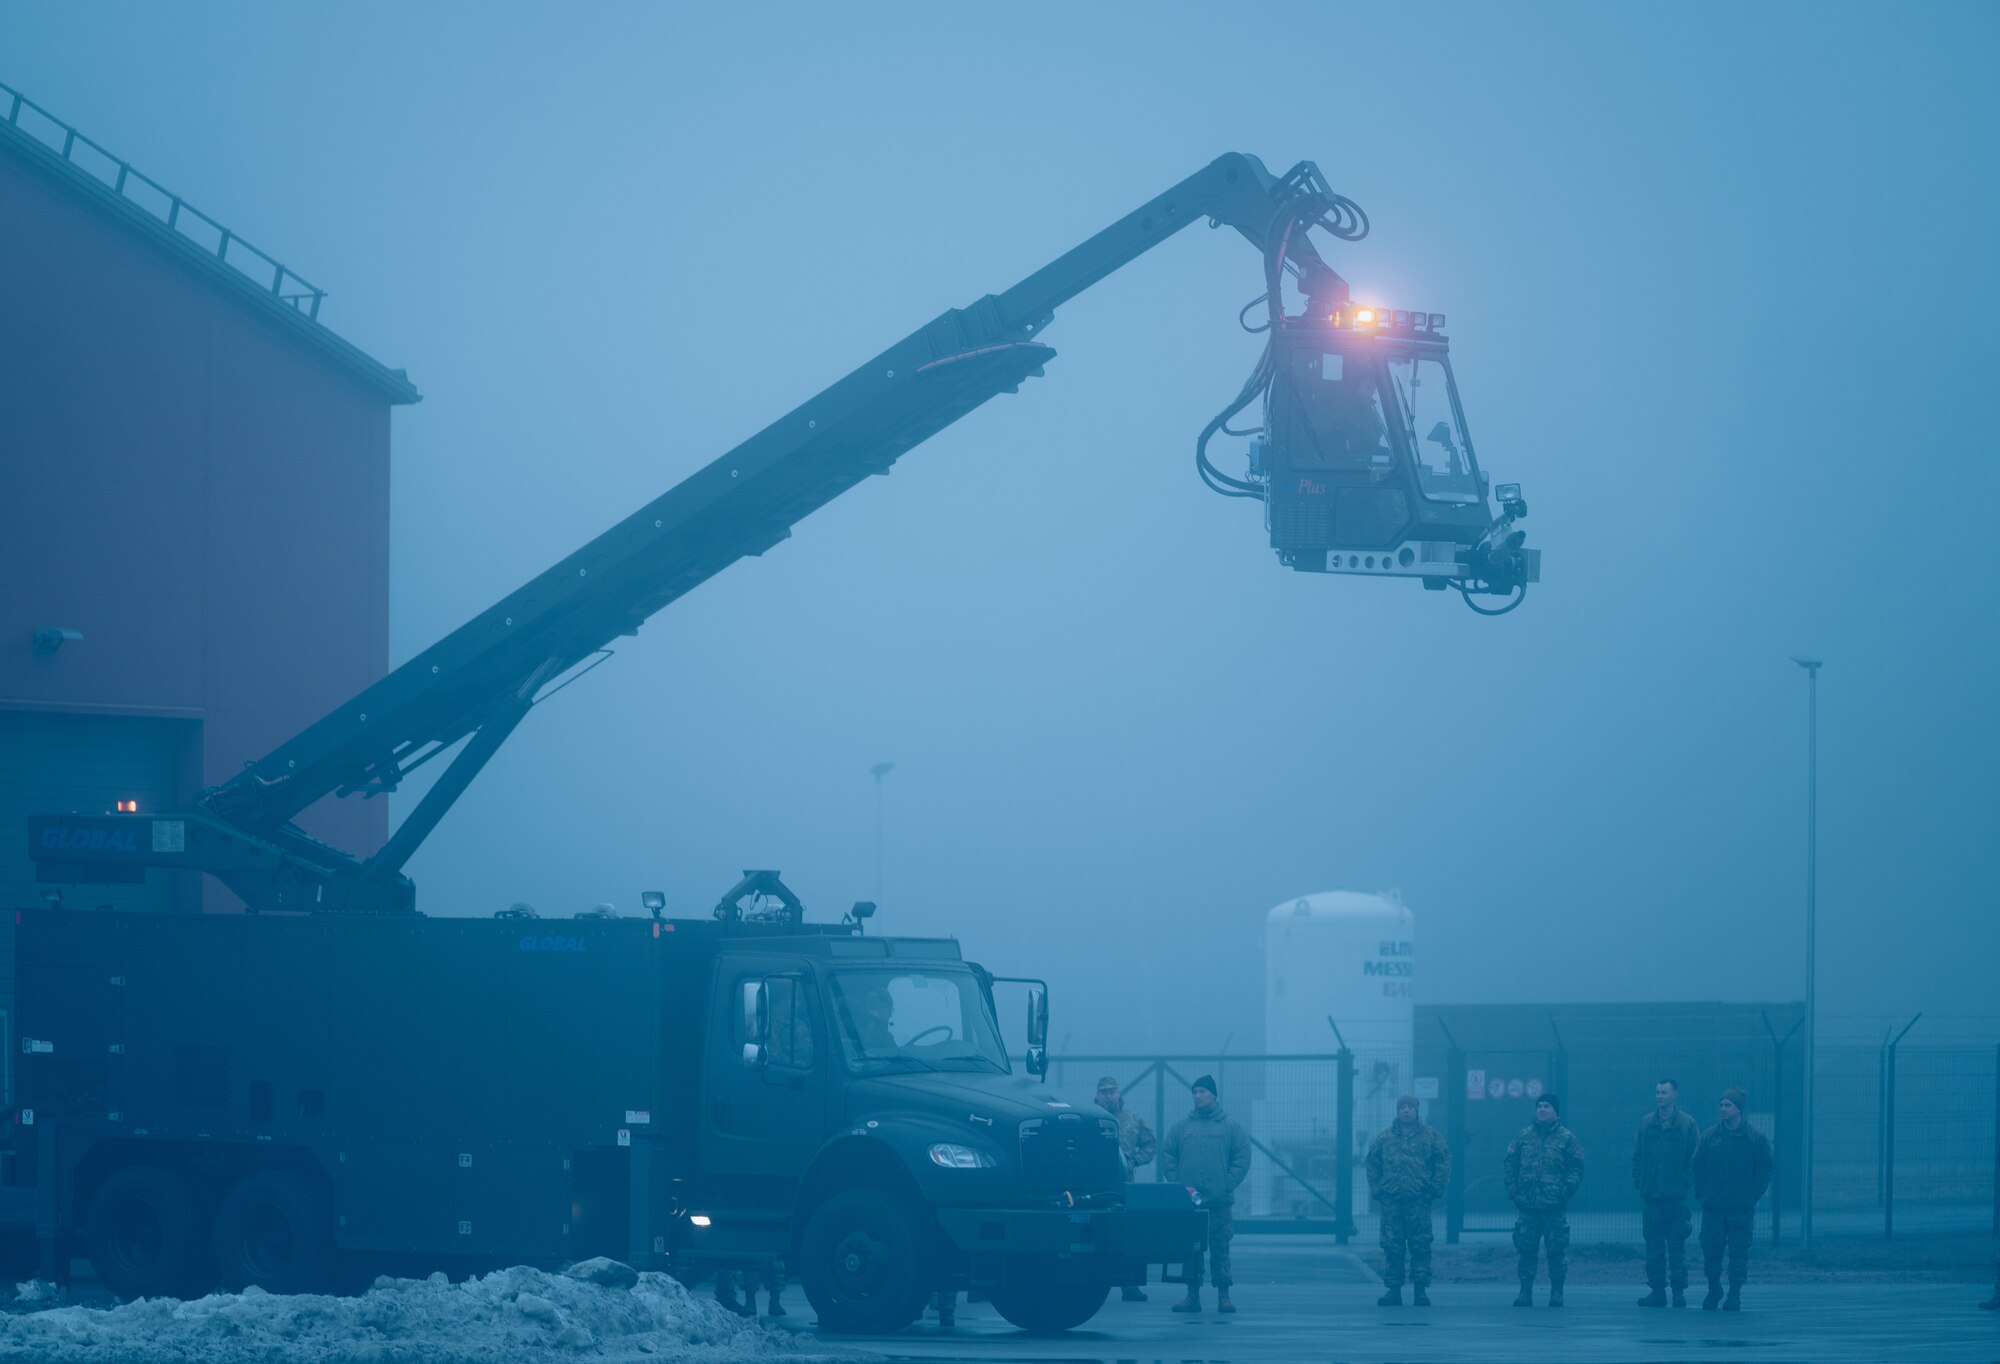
10, 902, 1197, 1333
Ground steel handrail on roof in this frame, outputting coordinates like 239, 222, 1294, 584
1, 79, 327, 320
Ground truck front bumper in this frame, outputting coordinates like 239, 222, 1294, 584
933, 1188, 1206, 1287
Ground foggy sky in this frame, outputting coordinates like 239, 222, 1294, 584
6, 3, 1995, 1052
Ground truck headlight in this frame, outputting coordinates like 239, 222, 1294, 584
928, 1143, 997, 1169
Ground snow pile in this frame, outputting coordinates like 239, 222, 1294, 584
10, 1281, 61, 1308
0, 1261, 859, 1364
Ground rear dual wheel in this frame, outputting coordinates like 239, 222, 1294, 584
83, 1166, 203, 1300
213, 1171, 330, 1295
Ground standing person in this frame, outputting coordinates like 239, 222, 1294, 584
1692, 1086, 1772, 1311
1631, 1078, 1700, 1307
1095, 1075, 1159, 1301
1503, 1093, 1585, 1307
1161, 1074, 1250, 1315
1365, 1094, 1451, 1306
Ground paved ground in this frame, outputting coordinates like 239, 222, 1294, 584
834, 1239, 2000, 1363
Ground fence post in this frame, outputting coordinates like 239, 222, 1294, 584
1328, 1018, 1357, 1244
1884, 1013, 1921, 1240
1993, 1043, 1999, 1236
1762, 1011, 1802, 1246
1438, 1018, 1464, 1244
1153, 1056, 1167, 1185
1876, 1028, 1890, 1206
1547, 1017, 1570, 1119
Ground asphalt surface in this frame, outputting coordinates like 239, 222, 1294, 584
835, 1238, 2000, 1363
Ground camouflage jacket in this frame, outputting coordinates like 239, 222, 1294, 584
1101, 1100, 1157, 1177
1365, 1121, 1451, 1202
1503, 1119, 1585, 1210
1630, 1107, 1699, 1200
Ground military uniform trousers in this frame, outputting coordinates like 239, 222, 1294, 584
1699, 1205, 1754, 1287
1378, 1197, 1435, 1289
1190, 1205, 1235, 1290
1512, 1207, 1570, 1286
1642, 1196, 1692, 1290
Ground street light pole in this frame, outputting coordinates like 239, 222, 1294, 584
1791, 656, 1821, 1250
869, 762, 895, 903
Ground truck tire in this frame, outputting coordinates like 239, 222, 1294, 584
989, 1272, 1110, 1334
797, 1188, 926, 1334
83, 1166, 203, 1300
213, 1171, 330, 1294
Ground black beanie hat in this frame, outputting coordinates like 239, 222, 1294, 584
1191, 1074, 1218, 1096
1537, 1091, 1561, 1114
1722, 1086, 1747, 1110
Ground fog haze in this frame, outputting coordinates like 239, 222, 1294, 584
7, 3, 1995, 1052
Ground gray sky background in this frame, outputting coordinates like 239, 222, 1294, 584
6, 3, 1994, 1050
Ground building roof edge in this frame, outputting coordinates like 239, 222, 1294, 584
0, 96, 421, 406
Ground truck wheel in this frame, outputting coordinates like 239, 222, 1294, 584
83, 1166, 203, 1300
798, 1188, 925, 1334
990, 1273, 1110, 1334
213, 1171, 330, 1294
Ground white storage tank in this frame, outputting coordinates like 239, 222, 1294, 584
1250, 890, 1416, 1217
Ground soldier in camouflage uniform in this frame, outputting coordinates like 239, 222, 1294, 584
1365, 1094, 1451, 1306
1095, 1075, 1158, 1300
1503, 1093, 1585, 1307
1632, 1078, 1699, 1307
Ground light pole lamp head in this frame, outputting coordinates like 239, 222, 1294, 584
1791, 656, 1822, 675
869, 762, 895, 782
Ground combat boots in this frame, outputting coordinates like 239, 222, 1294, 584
1376, 1286, 1402, 1306
1216, 1293, 1236, 1313
1638, 1287, 1667, 1307
765, 1289, 785, 1318
1723, 1285, 1741, 1312
1548, 1280, 1565, 1308
1412, 1285, 1431, 1306
1672, 1287, 1687, 1307
1702, 1279, 1723, 1310
713, 1280, 751, 1318
1513, 1281, 1534, 1307
1171, 1289, 1202, 1313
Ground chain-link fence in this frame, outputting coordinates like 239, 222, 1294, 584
1045, 1022, 1999, 1246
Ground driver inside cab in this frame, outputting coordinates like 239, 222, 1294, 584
850, 985, 897, 1054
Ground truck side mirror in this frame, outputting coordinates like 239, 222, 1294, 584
1027, 1045, 1048, 1079
1026, 987, 1048, 1049
741, 980, 770, 1068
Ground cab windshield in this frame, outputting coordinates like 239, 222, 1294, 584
1383, 350, 1481, 502
828, 968, 1009, 1074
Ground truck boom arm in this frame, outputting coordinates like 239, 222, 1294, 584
31, 154, 1360, 913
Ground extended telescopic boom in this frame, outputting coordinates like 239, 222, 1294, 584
28, 155, 1405, 913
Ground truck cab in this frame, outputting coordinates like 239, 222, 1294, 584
693, 933, 1197, 1333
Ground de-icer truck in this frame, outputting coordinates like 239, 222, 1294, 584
7, 877, 1193, 1333
8, 153, 1536, 1331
